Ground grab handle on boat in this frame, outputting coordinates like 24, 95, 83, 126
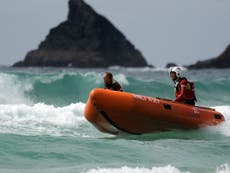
214, 114, 222, 120
163, 104, 171, 110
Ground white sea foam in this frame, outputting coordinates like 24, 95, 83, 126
114, 73, 129, 85
108, 66, 122, 70
214, 106, 230, 120
84, 164, 230, 173
217, 164, 230, 173
0, 102, 86, 136
203, 106, 230, 137
0, 73, 31, 104
124, 66, 187, 73
84, 165, 189, 173
38, 72, 66, 84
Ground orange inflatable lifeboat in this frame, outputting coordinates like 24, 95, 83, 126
84, 88, 225, 135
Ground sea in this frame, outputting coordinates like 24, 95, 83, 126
0, 66, 229, 173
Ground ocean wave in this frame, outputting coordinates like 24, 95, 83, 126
114, 73, 129, 85
0, 102, 86, 137
214, 106, 230, 120
217, 164, 230, 173
108, 66, 187, 73
20, 72, 103, 105
201, 106, 230, 137
0, 73, 31, 104
84, 164, 230, 173
84, 165, 189, 173
1, 69, 230, 106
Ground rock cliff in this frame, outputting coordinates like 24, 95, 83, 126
187, 45, 230, 69
13, 0, 148, 67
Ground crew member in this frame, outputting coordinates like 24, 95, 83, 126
169, 67, 196, 105
103, 72, 123, 91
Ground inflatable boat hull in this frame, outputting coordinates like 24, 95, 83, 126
84, 88, 225, 135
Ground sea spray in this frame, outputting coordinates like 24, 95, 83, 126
0, 73, 31, 104
200, 106, 230, 137
217, 164, 230, 173
0, 102, 86, 136
84, 165, 190, 173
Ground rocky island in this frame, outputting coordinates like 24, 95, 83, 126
13, 0, 148, 68
187, 44, 230, 69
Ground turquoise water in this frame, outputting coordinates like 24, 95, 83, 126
0, 67, 229, 173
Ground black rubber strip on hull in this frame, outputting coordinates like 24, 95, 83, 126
100, 111, 141, 135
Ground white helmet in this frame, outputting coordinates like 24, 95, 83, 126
169, 66, 181, 78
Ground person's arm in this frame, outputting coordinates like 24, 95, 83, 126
175, 80, 186, 101
116, 83, 123, 91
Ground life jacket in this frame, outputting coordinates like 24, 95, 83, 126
174, 77, 196, 102
105, 82, 122, 91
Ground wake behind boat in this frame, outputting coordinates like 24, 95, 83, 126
84, 88, 225, 135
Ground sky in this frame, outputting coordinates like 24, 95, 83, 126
0, 0, 229, 67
